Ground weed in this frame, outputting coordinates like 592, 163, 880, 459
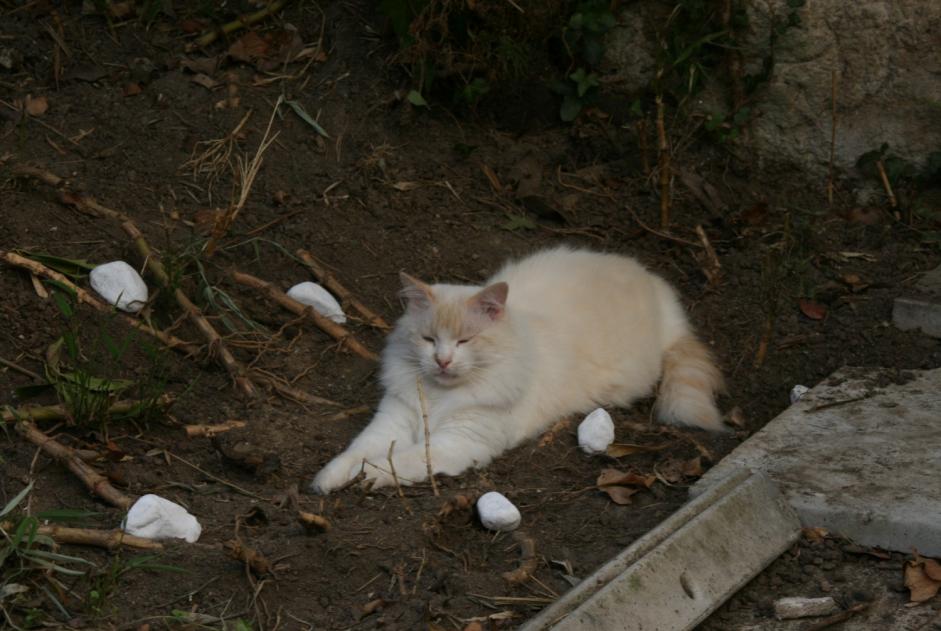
86, 553, 185, 617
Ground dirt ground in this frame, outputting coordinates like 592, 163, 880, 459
2, 2, 940, 630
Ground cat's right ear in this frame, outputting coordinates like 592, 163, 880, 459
399, 272, 434, 309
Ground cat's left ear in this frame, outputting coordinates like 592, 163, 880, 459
469, 282, 508, 320
399, 272, 435, 309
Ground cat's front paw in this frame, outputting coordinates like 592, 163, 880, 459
309, 455, 364, 494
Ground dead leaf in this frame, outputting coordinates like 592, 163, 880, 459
600, 485, 640, 505
228, 31, 270, 63
123, 83, 142, 97
799, 298, 827, 321
597, 469, 656, 489
605, 442, 669, 458
925, 558, 941, 581
180, 56, 221, 76
537, 416, 573, 447
841, 273, 870, 293
905, 559, 941, 602
362, 598, 385, 615
25, 95, 48, 117
437, 493, 477, 519
726, 406, 746, 428
190, 73, 218, 90
657, 457, 703, 483
391, 181, 420, 192
802, 527, 829, 543
682, 456, 704, 478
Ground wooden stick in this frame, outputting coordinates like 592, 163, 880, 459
9, 167, 256, 396
189, 0, 291, 50
232, 271, 378, 361
655, 93, 672, 230
875, 159, 898, 210
387, 440, 411, 514
184, 419, 247, 438
0, 356, 44, 381
416, 378, 439, 496
0, 522, 162, 550
2, 395, 174, 424
694, 224, 722, 286
295, 249, 391, 330
15, 421, 134, 510
1, 251, 199, 356
253, 372, 342, 407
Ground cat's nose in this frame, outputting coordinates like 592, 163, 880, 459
436, 356, 452, 369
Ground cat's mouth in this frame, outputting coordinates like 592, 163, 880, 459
433, 369, 460, 384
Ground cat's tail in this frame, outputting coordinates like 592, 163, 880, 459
655, 334, 726, 432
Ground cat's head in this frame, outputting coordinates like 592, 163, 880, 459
396, 272, 510, 387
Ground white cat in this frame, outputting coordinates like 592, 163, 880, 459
310, 246, 724, 494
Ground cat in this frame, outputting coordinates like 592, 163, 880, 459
310, 246, 724, 494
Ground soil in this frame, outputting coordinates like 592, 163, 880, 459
1, 2, 940, 630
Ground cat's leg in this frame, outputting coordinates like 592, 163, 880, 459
362, 419, 504, 488
310, 396, 416, 494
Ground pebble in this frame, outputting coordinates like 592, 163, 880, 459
789, 384, 810, 404
476, 491, 521, 532
89, 260, 149, 313
122, 494, 202, 543
774, 596, 839, 620
286, 282, 346, 323
577, 408, 615, 454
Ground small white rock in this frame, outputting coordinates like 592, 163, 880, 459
122, 494, 202, 543
286, 282, 346, 323
790, 385, 810, 405
578, 408, 615, 454
90, 261, 149, 313
477, 491, 521, 532
773, 596, 839, 620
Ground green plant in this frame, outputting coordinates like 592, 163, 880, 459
86, 554, 185, 616
554, 0, 615, 121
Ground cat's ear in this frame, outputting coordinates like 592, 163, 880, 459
399, 272, 434, 309
469, 282, 508, 321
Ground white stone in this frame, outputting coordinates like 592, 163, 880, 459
477, 491, 521, 532
789, 385, 809, 405
122, 494, 201, 543
577, 408, 615, 454
286, 282, 346, 323
89, 261, 148, 313
774, 596, 839, 620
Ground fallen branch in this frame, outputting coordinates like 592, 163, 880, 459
416, 378, 439, 496
694, 224, 722, 286
253, 372, 342, 407
502, 531, 537, 584
296, 249, 391, 330
297, 511, 331, 533
3, 395, 174, 424
0, 522, 162, 550
1, 251, 199, 356
9, 166, 257, 396
185, 419, 247, 438
189, 0, 291, 51
15, 421, 134, 510
232, 271, 378, 361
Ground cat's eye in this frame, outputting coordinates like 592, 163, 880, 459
457, 338, 471, 345
422, 336, 435, 343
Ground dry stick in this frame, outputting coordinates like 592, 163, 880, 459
296, 249, 391, 330
387, 440, 412, 514
253, 373, 342, 407
655, 93, 672, 230
204, 98, 281, 256
232, 271, 378, 361
0, 251, 199, 356
185, 419, 247, 438
827, 69, 838, 208
502, 531, 538, 584
297, 511, 331, 533
10, 167, 256, 395
189, 0, 291, 50
2, 395, 174, 425
0, 522, 162, 550
876, 159, 898, 216
802, 602, 869, 631
694, 224, 722, 286
416, 378, 439, 496
0, 356, 43, 381
627, 208, 701, 248
15, 421, 133, 510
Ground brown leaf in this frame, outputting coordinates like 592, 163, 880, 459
606, 442, 669, 458
180, 56, 221, 75
600, 485, 639, 505
597, 468, 656, 489
190, 73, 218, 90
841, 273, 870, 293
25, 95, 48, 117
799, 298, 827, 321
391, 181, 420, 192
924, 557, 941, 582
802, 527, 829, 544
123, 83, 142, 97
228, 31, 270, 63
905, 560, 941, 602
682, 456, 704, 478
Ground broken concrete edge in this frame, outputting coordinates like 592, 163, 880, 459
521, 470, 801, 630
892, 297, 941, 338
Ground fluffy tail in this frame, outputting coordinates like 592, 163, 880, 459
655, 334, 725, 431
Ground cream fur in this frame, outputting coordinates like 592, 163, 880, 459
310, 246, 723, 493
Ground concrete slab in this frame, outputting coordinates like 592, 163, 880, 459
521, 471, 800, 631
692, 367, 941, 556
893, 297, 941, 338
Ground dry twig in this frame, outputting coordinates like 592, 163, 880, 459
0, 522, 162, 550
185, 419, 247, 438
694, 224, 722, 286
189, 0, 291, 50
1, 251, 198, 356
297, 511, 331, 533
502, 531, 538, 584
416, 378, 439, 496
296, 249, 390, 330
232, 271, 378, 361
876, 159, 898, 211
802, 602, 869, 631
2, 395, 173, 425
224, 538, 273, 576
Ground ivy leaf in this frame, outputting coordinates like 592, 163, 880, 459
407, 90, 429, 107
